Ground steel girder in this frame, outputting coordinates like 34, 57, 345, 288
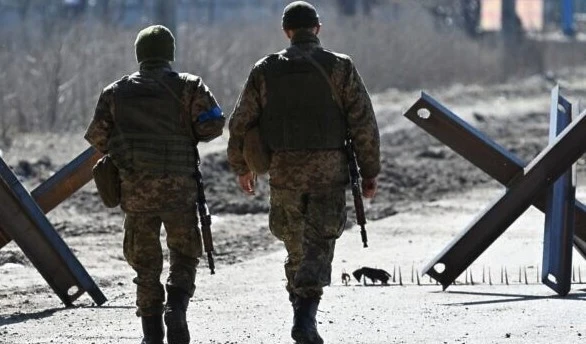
0, 148, 105, 306
542, 86, 575, 296
0, 148, 102, 249
403, 92, 586, 291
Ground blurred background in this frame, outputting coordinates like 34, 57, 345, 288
0, 0, 586, 148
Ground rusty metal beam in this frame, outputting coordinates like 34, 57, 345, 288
0, 156, 106, 306
0, 147, 102, 250
32, 147, 102, 213
542, 86, 575, 296
404, 92, 586, 289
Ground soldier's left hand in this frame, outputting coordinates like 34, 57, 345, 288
238, 171, 256, 195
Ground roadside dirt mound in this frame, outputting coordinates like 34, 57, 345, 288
197, 110, 564, 221
0, 250, 29, 266
12, 156, 54, 184
372, 111, 554, 214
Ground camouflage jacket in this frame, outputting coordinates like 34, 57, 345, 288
227, 32, 380, 191
85, 61, 225, 212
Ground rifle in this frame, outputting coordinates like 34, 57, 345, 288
193, 146, 216, 274
346, 136, 368, 248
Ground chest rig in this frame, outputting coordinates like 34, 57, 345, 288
260, 48, 346, 151
108, 71, 195, 176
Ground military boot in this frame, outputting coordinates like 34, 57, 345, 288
164, 286, 191, 344
291, 296, 324, 344
140, 315, 164, 344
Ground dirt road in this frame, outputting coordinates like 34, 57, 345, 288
2, 186, 586, 343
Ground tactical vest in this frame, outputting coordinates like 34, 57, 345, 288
108, 71, 195, 176
260, 48, 346, 151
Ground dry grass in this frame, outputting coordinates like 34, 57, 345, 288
0, 4, 583, 148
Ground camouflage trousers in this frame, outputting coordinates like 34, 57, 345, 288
269, 188, 347, 299
123, 211, 203, 317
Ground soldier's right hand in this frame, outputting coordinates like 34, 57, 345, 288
238, 171, 256, 196
362, 177, 377, 199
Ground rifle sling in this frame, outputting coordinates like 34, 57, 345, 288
147, 73, 199, 147
289, 46, 345, 115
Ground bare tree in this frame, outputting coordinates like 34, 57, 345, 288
208, 0, 216, 24
337, 0, 357, 16
502, 0, 523, 43
45, 41, 63, 130
461, 0, 480, 37
16, 0, 33, 21
0, 1, 580, 138
96, 0, 112, 24
0, 73, 12, 148
155, 0, 177, 34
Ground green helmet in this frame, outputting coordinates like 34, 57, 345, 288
134, 25, 175, 63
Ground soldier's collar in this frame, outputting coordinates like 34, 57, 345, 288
139, 60, 173, 72
290, 31, 321, 47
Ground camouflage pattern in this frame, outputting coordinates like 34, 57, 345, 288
228, 31, 380, 301
269, 188, 346, 298
85, 61, 224, 317
123, 211, 202, 317
85, 61, 225, 212
227, 31, 380, 191
120, 175, 197, 213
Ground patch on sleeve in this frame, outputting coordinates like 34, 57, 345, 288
197, 106, 223, 123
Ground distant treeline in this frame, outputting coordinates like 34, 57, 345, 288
0, 0, 390, 28
0, 1, 584, 147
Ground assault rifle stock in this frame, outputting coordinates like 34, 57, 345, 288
346, 138, 368, 248
194, 147, 216, 274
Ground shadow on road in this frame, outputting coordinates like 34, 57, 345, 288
440, 290, 586, 306
330, 283, 396, 288
0, 308, 61, 326
0, 305, 133, 326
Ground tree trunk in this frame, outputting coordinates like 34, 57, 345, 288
155, 0, 177, 35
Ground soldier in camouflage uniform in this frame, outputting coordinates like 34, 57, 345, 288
227, 2, 380, 343
85, 25, 225, 344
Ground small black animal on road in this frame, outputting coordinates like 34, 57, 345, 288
341, 270, 351, 286
352, 267, 391, 285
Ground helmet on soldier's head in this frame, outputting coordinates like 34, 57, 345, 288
282, 1, 321, 30
134, 25, 175, 63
